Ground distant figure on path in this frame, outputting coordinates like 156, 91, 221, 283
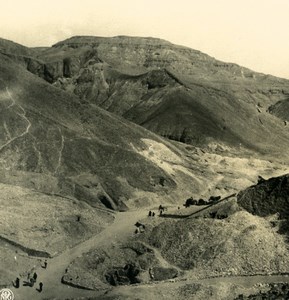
42, 259, 48, 269
33, 272, 37, 282
159, 205, 166, 215
13, 277, 20, 288
148, 211, 152, 217
37, 282, 43, 293
30, 278, 35, 287
77, 215, 81, 222
152, 212, 155, 217
149, 267, 154, 280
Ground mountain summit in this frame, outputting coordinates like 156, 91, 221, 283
26, 35, 289, 158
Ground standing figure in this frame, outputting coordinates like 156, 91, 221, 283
13, 277, 20, 288
42, 259, 48, 269
30, 278, 35, 287
37, 282, 43, 293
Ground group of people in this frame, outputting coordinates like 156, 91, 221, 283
135, 204, 177, 234
148, 211, 156, 217
13, 259, 48, 293
148, 205, 169, 217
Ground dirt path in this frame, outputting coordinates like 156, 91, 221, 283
199, 274, 289, 287
9, 205, 289, 300
11, 209, 148, 300
109, 274, 289, 300
0, 87, 32, 152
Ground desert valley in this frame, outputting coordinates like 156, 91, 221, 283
1, 35, 289, 299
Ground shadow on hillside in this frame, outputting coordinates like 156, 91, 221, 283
160, 214, 189, 219
277, 219, 289, 243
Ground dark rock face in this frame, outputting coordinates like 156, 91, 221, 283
105, 264, 141, 286
268, 97, 289, 122
237, 174, 289, 218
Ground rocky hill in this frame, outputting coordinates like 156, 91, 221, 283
23, 35, 289, 157
140, 199, 289, 279
0, 51, 191, 211
3, 35, 286, 212
0, 45, 212, 287
2, 36, 289, 299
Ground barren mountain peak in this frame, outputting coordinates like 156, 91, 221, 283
53, 35, 172, 48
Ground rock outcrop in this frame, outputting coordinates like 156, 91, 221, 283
237, 174, 289, 218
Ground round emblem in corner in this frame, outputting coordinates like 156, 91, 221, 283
0, 289, 14, 300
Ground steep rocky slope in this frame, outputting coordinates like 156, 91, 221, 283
0, 49, 202, 287
3, 44, 285, 212
0, 52, 187, 211
29, 35, 289, 156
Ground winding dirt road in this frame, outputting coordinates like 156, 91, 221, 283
9, 206, 289, 300
11, 209, 148, 300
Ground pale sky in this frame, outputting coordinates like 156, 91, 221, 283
1, 0, 289, 79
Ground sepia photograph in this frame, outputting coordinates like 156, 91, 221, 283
1, 0, 289, 299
